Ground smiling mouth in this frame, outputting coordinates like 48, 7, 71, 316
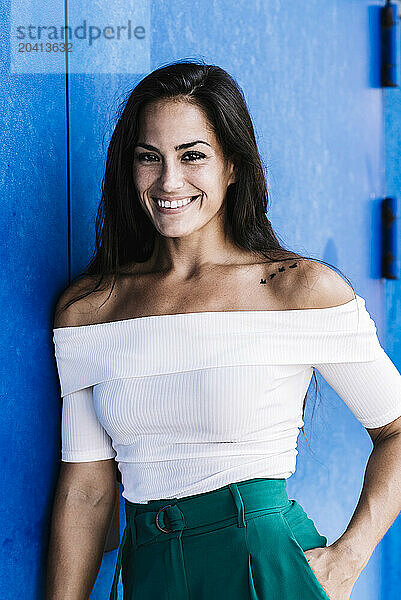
152, 195, 201, 209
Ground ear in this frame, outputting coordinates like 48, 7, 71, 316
227, 157, 237, 186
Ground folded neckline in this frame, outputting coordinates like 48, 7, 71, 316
53, 295, 360, 333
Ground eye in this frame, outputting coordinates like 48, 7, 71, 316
135, 153, 159, 162
135, 151, 206, 163
182, 151, 206, 162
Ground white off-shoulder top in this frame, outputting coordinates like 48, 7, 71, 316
52, 294, 401, 504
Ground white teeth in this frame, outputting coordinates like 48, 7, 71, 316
155, 196, 198, 208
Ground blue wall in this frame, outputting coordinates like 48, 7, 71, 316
0, 1, 398, 598
0, 3, 68, 599
383, 40, 401, 600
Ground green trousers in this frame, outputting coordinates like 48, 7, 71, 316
109, 477, 330, 600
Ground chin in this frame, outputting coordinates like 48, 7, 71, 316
156, 220, 203, 236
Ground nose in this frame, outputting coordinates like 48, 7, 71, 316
158, 159, 185, 193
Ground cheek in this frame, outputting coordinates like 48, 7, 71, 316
189, 166, 215, 187
133, 166, 155, 191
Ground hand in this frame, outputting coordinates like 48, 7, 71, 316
303, 544, 360, 600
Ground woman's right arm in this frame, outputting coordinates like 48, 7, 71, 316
48, 279, 118, 599
46, 459, 117, 600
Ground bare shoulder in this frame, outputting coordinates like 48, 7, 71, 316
294, 259, 356, 309
53, 274, 114, 329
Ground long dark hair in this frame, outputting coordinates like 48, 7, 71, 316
57, 58, 356, 452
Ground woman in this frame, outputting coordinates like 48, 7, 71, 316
46, 60, 401, 600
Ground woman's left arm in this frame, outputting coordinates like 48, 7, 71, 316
305, 416, 401, 600
330, 415, 401, 573
297, 262, 401, 598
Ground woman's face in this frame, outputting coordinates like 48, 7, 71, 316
132, 99, 236, 238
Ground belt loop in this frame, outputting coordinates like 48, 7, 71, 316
228, 483, 247, 528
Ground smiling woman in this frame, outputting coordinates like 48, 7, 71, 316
46, 59, 401, 600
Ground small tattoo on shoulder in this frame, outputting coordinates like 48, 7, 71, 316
259, 262, 298, 284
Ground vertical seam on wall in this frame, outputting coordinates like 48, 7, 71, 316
383, 85, 389, 353
64, 0, 71, 284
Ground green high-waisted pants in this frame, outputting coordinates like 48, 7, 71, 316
109, 477, 330, 600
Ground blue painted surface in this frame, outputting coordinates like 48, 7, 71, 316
1, 1, 398, 598
0, 2, 68, 598
383, 43, 401, 599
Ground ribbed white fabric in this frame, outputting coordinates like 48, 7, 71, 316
52, 294, 401, 503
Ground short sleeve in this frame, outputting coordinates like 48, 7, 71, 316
314, 343, 401, 428
61, 386, 117, 462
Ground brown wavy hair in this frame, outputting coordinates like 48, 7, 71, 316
56, 58, 357, 454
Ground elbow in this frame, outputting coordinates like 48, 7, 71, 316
59, 485, 115, 508
367, 415, 401, 447
55, 459, 118, 509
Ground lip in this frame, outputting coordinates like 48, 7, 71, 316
153, 195, 201, 214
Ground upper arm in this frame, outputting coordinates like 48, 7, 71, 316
298, 261, 401, 439
61, 386, 117, 463
314, 349, 401, 436
53, 276, 118, 497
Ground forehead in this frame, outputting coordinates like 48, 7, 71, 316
138, 99, 215, 138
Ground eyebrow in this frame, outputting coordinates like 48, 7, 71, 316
135, 140, 212, 152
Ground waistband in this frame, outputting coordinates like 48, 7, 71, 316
127, 477, 289, 541
109, 477, 289, 600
